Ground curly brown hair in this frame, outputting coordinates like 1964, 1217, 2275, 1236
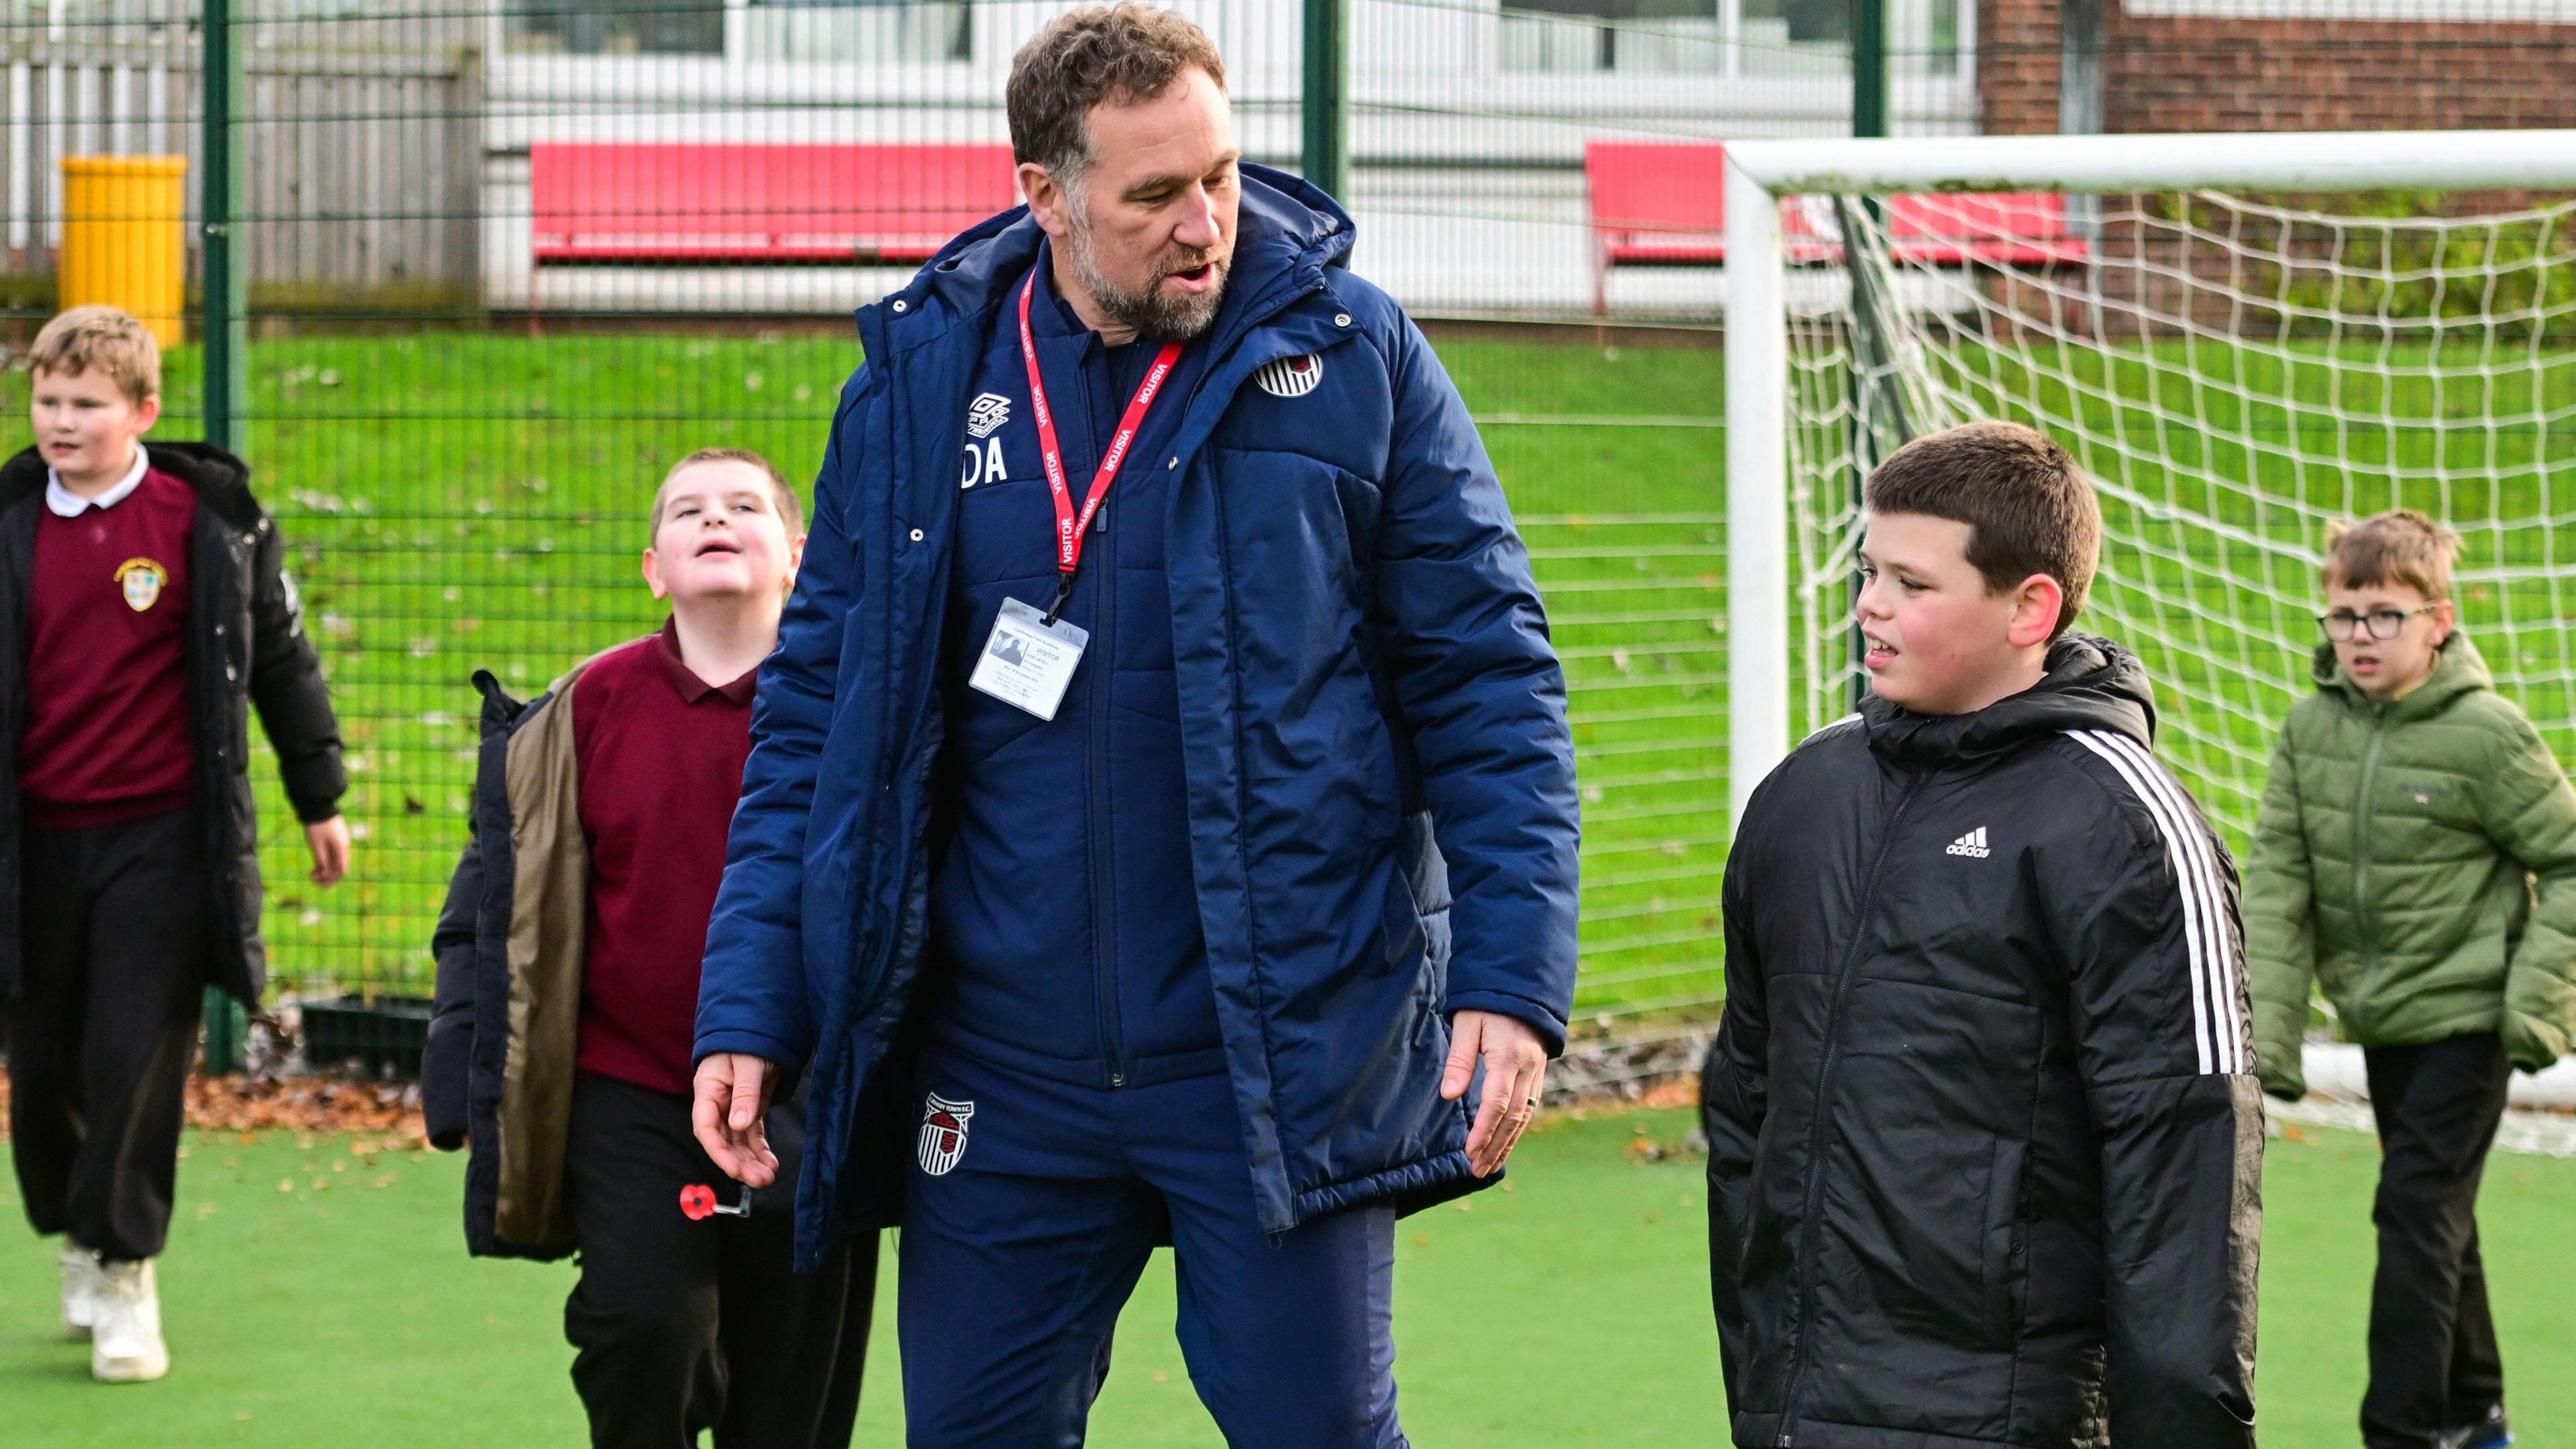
1006, 5, 1226, 190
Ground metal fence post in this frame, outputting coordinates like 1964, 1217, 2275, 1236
201, 0, 246, 448
199, 0, 248, 1073
1852, 0, 1888, 140
1300, 0, 1349, 201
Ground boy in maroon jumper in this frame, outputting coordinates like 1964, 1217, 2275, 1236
425, 449, 873, 1449
3, 305, 349, 1383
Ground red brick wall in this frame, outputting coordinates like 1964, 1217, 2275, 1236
1981, 0, 2576, 136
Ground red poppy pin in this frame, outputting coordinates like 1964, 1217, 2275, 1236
679, 1183, 753, 1221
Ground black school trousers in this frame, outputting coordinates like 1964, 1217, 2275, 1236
5, 807, 208, 1263
563, 1072, 876, 1449
2361, 1031, 2512, 1449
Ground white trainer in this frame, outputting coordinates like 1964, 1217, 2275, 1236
89, 1258, 168, 1383
59, 1246, 101, 1340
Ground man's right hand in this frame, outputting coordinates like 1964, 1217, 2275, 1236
692, 1053, 781, 1187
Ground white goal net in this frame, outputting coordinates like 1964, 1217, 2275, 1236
1725, 131, 2576, 841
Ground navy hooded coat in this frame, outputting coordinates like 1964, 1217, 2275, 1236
694, 166, 1582, 1271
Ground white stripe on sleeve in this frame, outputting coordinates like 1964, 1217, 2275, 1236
2065, 731, 2245, 1075
2092, 731, 2250, 1074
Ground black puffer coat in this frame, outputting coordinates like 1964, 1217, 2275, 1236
1704, 636, 2262, 1449
0, 442, 345, 1006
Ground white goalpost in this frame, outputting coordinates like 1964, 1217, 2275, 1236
1725, 129, 2576, 834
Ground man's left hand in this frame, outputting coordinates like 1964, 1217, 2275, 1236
1442, 1010, 1550, 1177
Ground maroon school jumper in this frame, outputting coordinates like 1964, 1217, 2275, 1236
571, 620, 759, 1097
20, 462, 196, 830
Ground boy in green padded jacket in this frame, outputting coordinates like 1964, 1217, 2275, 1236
2247, 508, 2576, 1449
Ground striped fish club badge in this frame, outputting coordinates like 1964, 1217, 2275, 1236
1252, 352, 1325, 398
114, 557, 168, 612
917, 1093, 975, 1177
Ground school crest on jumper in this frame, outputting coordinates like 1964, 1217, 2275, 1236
113, 557, 167, 612
1253, 352, 1324, 398
918, 1093, 975, 1177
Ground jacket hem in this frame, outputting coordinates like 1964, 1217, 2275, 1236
1290, 1146, 1489, 1226
1734, 1411, 2043, 1449
2341, 1004, 2504, 1050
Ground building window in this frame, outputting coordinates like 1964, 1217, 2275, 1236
742, 0, 973, 63
506, 0, 723, 54
1500, 0, 1727, 74
1738, 0, 1846, 72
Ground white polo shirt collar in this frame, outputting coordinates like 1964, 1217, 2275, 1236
46, 446, 150, 518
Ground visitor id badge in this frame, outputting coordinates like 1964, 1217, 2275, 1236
967, 596, 1089, 720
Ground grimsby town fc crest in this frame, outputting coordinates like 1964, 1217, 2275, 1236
918, 1093, 975, 1176
114, 557, 167, 612
1252, 352, 1324, 398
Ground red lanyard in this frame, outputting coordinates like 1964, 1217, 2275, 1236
1018, 268, 1184, 619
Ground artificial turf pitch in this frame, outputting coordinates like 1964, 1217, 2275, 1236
5, 1108, 2571, 1447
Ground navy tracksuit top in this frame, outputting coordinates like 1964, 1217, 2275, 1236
929, 254, 1224, 1087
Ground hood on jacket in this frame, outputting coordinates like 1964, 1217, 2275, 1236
865, 162, 1356, 365
1864, 633, 2157, 771
2310, 629, 2492, 720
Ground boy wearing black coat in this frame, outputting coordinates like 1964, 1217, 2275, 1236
422, 449, 872, 1449
4, 305, 349, 1383
1704, 421, 2263, 1448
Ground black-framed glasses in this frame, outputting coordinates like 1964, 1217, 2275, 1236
2318, 605, 2437, 642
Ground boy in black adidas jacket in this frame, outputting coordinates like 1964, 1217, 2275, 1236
1704, 421, 2263, 1449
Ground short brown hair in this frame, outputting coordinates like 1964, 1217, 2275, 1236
2322, 508, 2458, 600
30, 305, 160, 404
1864, 421, 2102, 640
651, 447, 803, 541
1007, 5, 1226, 187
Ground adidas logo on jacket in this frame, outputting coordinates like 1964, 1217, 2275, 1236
1703, 635, 2263, 1449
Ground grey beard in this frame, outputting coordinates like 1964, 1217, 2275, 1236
1067, 215, 1227, 342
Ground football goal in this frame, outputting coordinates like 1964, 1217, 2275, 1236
1723, 129, 2576, 839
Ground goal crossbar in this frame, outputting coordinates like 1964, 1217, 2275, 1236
1723, 129, 2576, 827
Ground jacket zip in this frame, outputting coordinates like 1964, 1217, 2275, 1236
2353, 705, 2388, 1022
1775, 770, 1925, 1448
1079, 345, 1130, 1087
1071, 294, 1329, 1089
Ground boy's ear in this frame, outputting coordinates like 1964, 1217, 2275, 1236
640, 547, 669, 601
133, 392, 161, 433
2004, 572, 2065, 651
2430, 596, 2457, 645
784, 532, 807, 589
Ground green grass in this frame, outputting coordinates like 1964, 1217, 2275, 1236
0, 333, 1734, 1030
4, 1110, 2570, 1445
11, 327, 2576, 1036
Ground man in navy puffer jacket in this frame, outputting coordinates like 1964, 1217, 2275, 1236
689, 9, 1580, 1445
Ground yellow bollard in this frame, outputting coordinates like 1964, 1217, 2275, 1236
58, 156, 189, 350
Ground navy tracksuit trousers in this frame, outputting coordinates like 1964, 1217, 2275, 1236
898, 1044, 1408, 1449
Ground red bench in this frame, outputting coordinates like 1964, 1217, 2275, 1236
1583, 141, 2089, 315
530, 142, 1020, 264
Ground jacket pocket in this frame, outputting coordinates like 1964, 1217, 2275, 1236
1982, 1135, 2029, 1347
